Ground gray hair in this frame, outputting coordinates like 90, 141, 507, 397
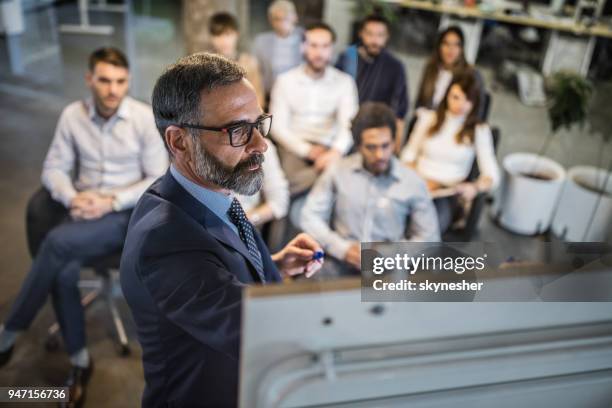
268, 0, 296, 17
151, 52, 246, 152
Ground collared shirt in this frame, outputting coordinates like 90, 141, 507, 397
41, 96, 169, 210
300, 153, 441, 260
169, 164, 238, 235
252, 28, 304, 93
270, 64, 359, 158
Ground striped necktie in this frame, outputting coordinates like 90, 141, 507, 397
227, 198, 265, 282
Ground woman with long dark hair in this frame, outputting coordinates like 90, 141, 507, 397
401, 71, 499, 233
415, 26, 486, 119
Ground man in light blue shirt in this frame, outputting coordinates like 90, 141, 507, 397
301, 102, 440, 277
0, 47, 168, 406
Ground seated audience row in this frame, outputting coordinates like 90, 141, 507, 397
300, 72, 499, 277
205, 5, 493, 241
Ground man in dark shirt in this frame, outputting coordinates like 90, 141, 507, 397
336, 14, 409, 153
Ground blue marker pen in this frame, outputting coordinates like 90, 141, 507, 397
312, 250, 325, 261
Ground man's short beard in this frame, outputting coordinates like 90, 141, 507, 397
192, 137, 264, 196
364, 44, 383, 57
305, 57, 328, 74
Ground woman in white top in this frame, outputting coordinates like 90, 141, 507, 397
415, 26, 487, 120
401, 71, 500, 232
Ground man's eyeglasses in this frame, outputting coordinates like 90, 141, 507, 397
179, 114, 273, 147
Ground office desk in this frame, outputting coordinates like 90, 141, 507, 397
388, 0, 612, 75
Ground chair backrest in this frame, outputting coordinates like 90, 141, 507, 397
444, 126, 501, 241
466, 125, 500, 181
26, 187, 67, 258
480, 92, 492, 122
400, 115, 418, 151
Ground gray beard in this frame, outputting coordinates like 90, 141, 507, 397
192, 138, 264, 196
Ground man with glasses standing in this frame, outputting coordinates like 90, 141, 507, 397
120, 52, 324, 407
0, 47, 168, 407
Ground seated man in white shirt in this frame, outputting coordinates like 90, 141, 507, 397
270, 22, 359, 195
301, 102, 440, 277
0, 47, 168, 405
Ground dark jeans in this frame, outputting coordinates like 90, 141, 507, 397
5, 188, 131, 354
434, 196, 460, 235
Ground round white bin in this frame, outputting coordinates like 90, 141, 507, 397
551, 166, 612, 242
492, 153, 566, 235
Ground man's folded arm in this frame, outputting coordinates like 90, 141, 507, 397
41, 111, 77, 208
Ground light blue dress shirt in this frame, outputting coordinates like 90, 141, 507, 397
300, 153, 441, 260
169, 164, 238, 235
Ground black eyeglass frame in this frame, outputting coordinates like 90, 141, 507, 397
178, 113, 273, 147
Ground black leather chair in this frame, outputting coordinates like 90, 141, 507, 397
442, 126, 500, 242
481, 91, 492, 122
25, 187, 130, 356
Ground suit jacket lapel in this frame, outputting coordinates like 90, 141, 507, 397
156, 170, 265, 282
203, 210, 266, 282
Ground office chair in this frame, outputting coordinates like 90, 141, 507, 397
481, 91, 492, 121
25, 187, 131, 356
442, 126, 500, 241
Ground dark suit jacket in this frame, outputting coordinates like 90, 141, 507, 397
120, 170, 282, 408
